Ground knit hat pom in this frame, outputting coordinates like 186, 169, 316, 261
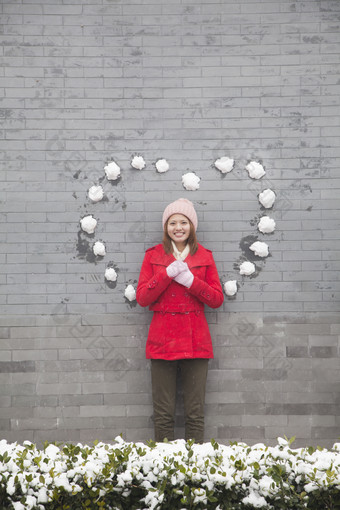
162, 198, 198, 231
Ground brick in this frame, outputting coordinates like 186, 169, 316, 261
0, 361, 35, 373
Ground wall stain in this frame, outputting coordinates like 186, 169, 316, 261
76, 231, 96, 263
235, 234, 270, 277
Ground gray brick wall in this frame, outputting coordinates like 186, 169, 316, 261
1, 0, 339, 447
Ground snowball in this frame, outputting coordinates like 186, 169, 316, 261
246, 161, 266, 179
155, 159, 169, 173
131, 155, 146, 170
259, 188, 276, 209
88, 185, 104, 203
93, 241, 106, 257
250, 241, 269, 258
239, 261, 255, 276
214, 156, 234, 174
124, 284, 136, 301
104, 161, 120, 181
182, 172, 200, 191
105, 267, 117, 282
258, 216, 276, 234
80, 215, 97, 234
224, 280, 238, 296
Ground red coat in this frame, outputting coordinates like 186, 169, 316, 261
136, 243, 224, 360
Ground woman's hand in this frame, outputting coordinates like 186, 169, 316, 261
166, 259, 188, 278
174, 266, 194, 288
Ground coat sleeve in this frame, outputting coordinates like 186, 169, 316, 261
136, 249, 172, 307
187, 255, 224, 309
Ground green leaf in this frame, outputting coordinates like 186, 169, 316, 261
210, 438, 219, 451
146, 439, 156, 448
183, 485, 190, 496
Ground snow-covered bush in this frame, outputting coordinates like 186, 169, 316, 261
0, 437, 339, 510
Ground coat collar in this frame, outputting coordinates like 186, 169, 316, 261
149, 243, 212, 268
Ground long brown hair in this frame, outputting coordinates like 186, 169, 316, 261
162, 218, 198, 255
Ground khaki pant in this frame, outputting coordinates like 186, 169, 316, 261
151, 358, 209, 443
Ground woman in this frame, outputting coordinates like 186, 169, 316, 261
136, 198, 224, 443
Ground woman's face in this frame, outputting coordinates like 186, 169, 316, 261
167, 214, 190, 247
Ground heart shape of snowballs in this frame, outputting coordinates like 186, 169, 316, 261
79, 154, 277, 301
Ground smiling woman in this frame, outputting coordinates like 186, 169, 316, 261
166, 214, 191, 251
136, 198, 224, 444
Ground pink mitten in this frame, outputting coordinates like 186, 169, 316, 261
166, 259, 188, 278
174, 267, 194, 288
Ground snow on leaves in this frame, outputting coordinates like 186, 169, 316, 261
0, 436, 339, 510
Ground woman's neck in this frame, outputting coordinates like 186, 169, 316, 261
174, 241, 186, 252
171, 241, 190, 261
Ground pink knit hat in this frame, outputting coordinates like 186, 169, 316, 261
162, 198, 198, 231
